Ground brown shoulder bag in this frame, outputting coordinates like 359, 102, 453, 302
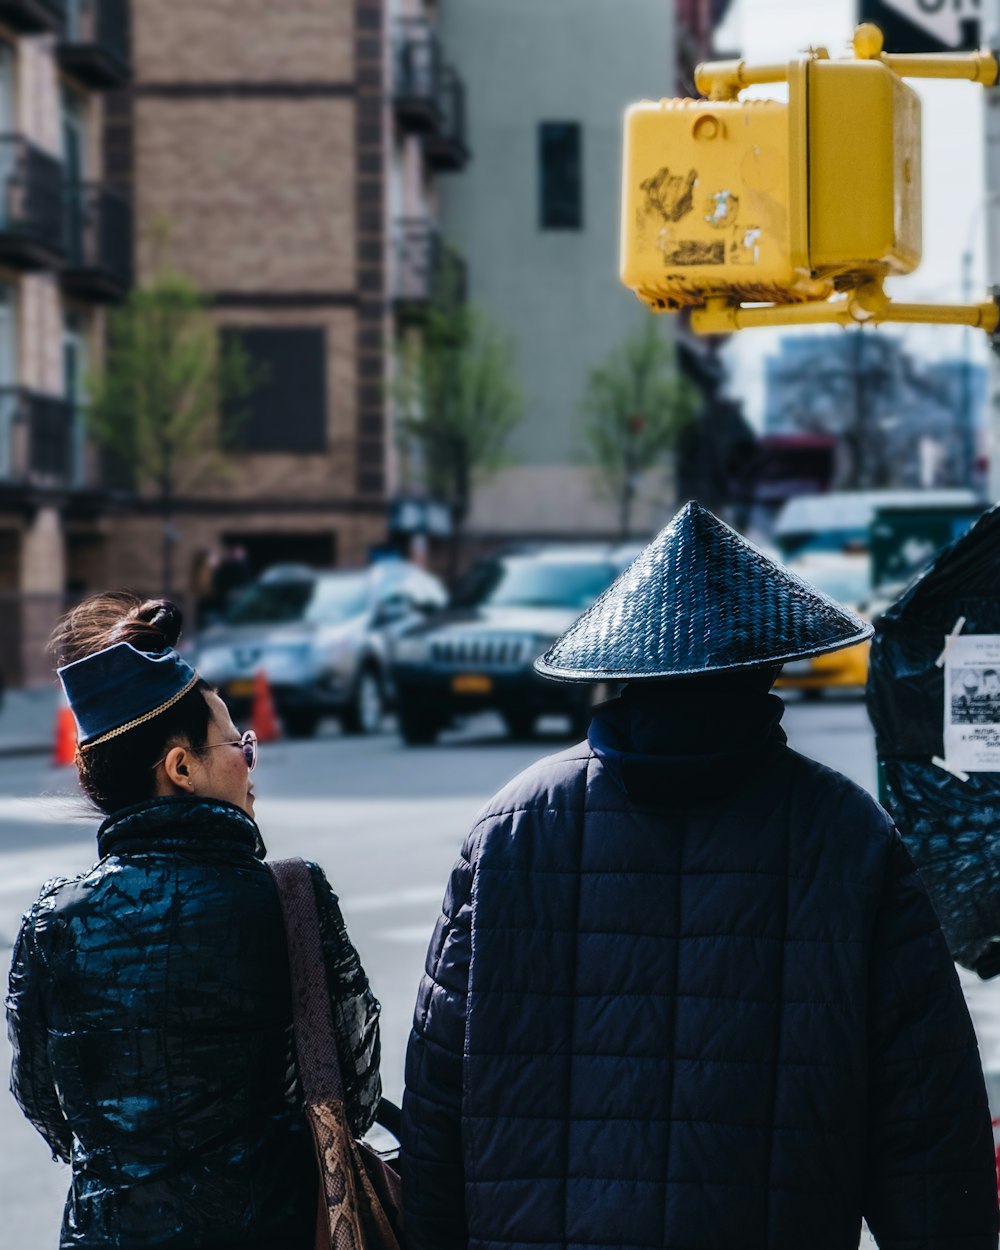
269, 857, 403, 1250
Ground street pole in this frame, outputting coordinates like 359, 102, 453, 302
985, 0, 1000, 500
962, 248, 975, 488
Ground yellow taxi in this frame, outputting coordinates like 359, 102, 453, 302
775, 553, 873, 697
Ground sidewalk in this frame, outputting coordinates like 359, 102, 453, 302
0, 683, 61, 758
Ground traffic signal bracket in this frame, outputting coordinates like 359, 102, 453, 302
620, 24, 1000, 337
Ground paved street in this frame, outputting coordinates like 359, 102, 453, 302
1, 698, 996, 1246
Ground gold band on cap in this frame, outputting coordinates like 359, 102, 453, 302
78, 673, 201, 753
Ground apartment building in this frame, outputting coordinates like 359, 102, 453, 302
92, 0, 389, 602
387, 0, 468, 557
0, 0, 130, 684
89, 0, 469, 617
435, 0, 675, 542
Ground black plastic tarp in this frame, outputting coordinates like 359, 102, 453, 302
867, 503, 1000, 979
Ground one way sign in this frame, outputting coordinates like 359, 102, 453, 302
859, 0, 982, 53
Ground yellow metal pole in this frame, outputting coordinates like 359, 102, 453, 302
869, 300, 1000, 332
853, 24, 998, 86
690, 299, 853, 334
693, 59, 788, 100
696, 30, 999, 101
880, 51, 998, 86
691, 296, 1000, 336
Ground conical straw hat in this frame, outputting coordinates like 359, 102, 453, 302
535, 501, 872, 682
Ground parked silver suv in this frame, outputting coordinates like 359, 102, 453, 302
192, 560, 447, 737
389, 544, 639, 745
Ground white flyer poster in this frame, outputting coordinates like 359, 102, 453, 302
944, 635, 1000, 772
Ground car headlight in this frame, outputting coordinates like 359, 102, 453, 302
395, 638, 429, 663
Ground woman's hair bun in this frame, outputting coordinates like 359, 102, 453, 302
49, 592, 184, 665
120, 599, 184, 652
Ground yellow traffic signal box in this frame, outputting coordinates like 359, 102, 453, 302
621, 52, 922, 312
809, 60, 920, 278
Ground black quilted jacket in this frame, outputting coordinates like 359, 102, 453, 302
401, 689, 998, 1250
6, 796, 381, 1249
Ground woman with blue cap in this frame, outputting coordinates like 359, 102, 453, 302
6, 593, 381, 1248
401, 502, 998, 1250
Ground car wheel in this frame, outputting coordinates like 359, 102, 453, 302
398, 702, 440, 746
284, 710, 319, 739
502, 710, 536, 740
802, 688, 823, 703
342, 667, 385, 735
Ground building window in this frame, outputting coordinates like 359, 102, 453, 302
539, 122, 582, 230
221, 327, 327, 453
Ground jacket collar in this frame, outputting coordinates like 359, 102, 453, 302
588, 680, 787, 806
97, 795, 266, 860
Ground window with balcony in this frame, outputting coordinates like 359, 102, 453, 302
59, 0, 131, 88
63, 312, 87, 486
0, 0, 63, 37
539, 122, 582, 231
221, 327, 327, 454
60, 85, 132, 302
0, 282, 15, 479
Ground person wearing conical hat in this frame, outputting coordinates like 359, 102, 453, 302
400, 502, 998, 1250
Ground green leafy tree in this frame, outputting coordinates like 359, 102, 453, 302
581, 319, 699, 538
396, 303, 525, 574
88, 267, 255, 595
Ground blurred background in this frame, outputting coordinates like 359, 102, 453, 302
3, 0, 1000, 1242
0, 0, 987, 686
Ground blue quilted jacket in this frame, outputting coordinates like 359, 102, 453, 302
401, 689, 998, 1250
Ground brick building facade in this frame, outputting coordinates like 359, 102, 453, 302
0, 0, 471, 684
99, 0, 393, 612
82, 0, 471, 628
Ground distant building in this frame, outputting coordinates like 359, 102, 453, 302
676, 0, 736, 94
435, 0, 676, 543
763, 333, 987, 491
0, 1, 131, 684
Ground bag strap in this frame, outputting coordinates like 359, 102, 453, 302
268, 857, 345, 1105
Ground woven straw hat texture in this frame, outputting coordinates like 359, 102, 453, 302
535, 502, 873, 682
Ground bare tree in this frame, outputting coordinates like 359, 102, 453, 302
581, 319, 698, 537
396, 303, 524, 575
88, 266, 255, 594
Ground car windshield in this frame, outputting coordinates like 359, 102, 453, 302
226, 575, 370, 625
452, 559, 618, 610
792, 562, 871, 607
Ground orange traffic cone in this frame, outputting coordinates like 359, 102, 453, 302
52, 702, 78, 767
251, 669, 281, 744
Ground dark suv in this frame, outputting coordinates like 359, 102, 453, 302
191, 560, 447, 737
389, 546, 636, 745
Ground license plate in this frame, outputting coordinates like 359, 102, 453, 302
226, 679, 256, 698
452, 674, 492, 695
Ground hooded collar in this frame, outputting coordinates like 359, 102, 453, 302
588, 678, 786, 806
97, 795, 266, 860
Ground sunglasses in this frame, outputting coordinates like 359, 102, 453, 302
151, 728, 258, 773
203, 729, 258, 772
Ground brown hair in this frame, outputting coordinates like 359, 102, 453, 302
51, 593, 213, 815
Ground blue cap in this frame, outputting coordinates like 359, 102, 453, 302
57, 643, 201, 748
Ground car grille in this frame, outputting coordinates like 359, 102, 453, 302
430, 635, 536, 670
